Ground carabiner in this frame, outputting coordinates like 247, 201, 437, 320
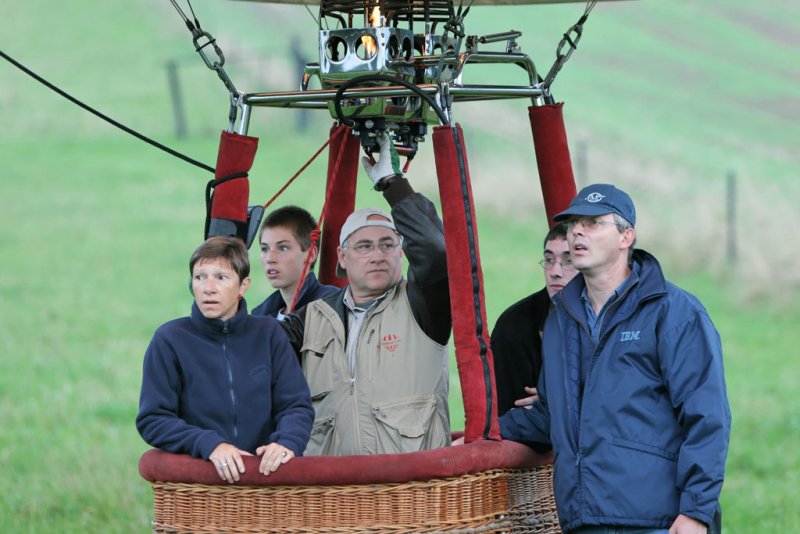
192, 29, 239, 99
542, 20, 585, 91
193, 29, 225, 71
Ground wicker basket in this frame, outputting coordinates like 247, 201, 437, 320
141, 441, 561, 534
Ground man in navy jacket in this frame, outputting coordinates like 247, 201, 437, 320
500, 184, 731, 534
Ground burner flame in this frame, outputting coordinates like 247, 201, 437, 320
369, 6, 382, 27
361, 6, 382, 56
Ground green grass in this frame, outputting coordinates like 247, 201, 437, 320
2, 0, 799, 531
672, 273, 800, 532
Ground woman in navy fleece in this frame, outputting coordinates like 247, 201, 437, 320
136, 237, 313, 483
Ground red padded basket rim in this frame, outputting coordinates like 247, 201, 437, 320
139, 437, 551, 486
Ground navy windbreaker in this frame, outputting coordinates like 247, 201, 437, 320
500, 250, 730, 532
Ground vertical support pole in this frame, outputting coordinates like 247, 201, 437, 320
575, 140, 587, 189
236, 103, 252, 136
165, 60, 187, 139
726, 170, 737, 265
290, 36, 310, 132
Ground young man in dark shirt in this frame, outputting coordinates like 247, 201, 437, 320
251, 206, 337, 319
491, 224, 577, 415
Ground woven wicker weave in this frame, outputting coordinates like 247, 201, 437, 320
505, 467, 560, 533
149, 465, 560, 534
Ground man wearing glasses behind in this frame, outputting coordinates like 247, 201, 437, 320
282, 133, 451, 456
491, 223, 578, 416
500, 184, 730, 534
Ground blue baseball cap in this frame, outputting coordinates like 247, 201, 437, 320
553, 184, 636, 226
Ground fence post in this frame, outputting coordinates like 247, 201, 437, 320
726, 170, 737, 265
574, 140, 587, 188
291, 37, 310, 132
166, 59, 188, 139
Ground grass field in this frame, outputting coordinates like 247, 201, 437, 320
2, 0, 799, 532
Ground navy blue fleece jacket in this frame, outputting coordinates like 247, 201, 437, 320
136, 300, 313, 459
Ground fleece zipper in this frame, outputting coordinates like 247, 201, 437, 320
222, 322, 239, 443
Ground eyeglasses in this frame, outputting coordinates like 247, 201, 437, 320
539, 257, 575, 270
562, 216, 617, 232
344, 237, 403, 257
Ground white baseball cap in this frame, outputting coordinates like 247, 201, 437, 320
339, 207, 398, 246
336, 208, 399, 277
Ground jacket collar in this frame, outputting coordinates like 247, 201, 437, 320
323, 282, 402, 335
260, 272, 323, 315
343, 283, 395, 313
190, 299, 249, 338
296, 272, 321, 302
628, 249, 667, 301
555, 248, 667, 318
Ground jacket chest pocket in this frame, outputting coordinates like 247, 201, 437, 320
372, 394, 447, 453
301, 335, 339, 399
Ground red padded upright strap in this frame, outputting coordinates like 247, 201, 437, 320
433, 124, 501, 444
528, 103, 577, 227
318, 124, 360, 287
210, 131, 258, 222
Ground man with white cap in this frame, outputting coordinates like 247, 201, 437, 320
282, 133, 451, 456
499, 184, 730, 534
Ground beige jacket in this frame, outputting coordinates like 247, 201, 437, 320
300, 282, 450, 456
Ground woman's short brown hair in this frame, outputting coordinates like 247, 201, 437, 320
189, 237, 250, 282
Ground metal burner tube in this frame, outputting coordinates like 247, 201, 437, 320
463, 52, 537, 85
402, 52, 537, 85
244, 84, 543, 107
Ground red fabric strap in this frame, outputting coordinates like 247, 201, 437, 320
433, 124, 501, 443
287, 228, 320, 313
288, 124, 349, 309
318, 124, 360, 287
210, 131, 258, 222
254, 125, 349, 309
528, 103, 577, 227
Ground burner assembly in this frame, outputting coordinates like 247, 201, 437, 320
308, 0, 464, 151
242, 0, 544, 154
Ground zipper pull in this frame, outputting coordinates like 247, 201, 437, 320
350, 377, 355, 395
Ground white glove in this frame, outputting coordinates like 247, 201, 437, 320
361, 132, 403, 187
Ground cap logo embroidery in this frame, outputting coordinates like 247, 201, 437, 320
381, 333, 401, 353
586, 192, 605, 203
